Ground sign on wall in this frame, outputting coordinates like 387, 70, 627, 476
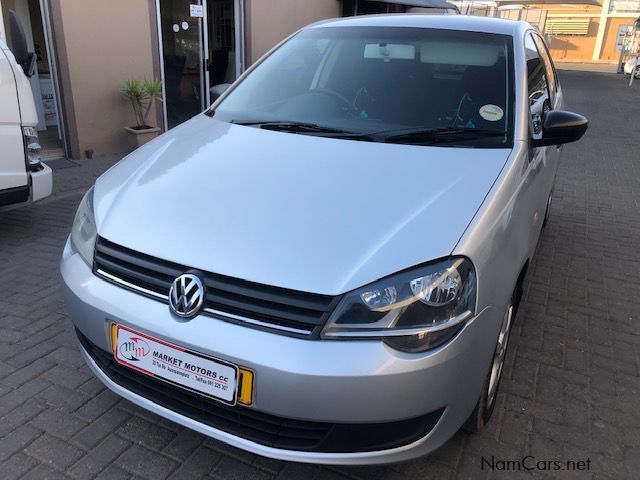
615, 24, 635, 52
189, 4, 204, 18
609, 0, 640, 13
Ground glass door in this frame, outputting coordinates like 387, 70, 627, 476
159, 0, 208, 129
207, 0, 238, 89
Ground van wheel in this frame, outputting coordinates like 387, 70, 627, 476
463, 297, 515, 433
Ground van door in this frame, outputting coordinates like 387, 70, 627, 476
0, 46, 29, 206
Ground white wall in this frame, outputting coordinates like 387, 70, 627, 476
247, 0, 340, 63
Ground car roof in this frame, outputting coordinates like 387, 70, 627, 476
307, 14, 529, 37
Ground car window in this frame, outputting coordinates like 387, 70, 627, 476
525, 32, 551, 140
532, 34, 557, 101
212, 27, 515, 148
233, 38, 328, 109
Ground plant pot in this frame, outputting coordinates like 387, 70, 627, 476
125, 126, 161, 150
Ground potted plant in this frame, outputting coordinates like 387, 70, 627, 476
121, 78, 163, 149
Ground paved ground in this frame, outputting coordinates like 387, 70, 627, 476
1, 71, 639, 480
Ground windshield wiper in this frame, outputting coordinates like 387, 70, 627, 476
231, 120, 374, 140
379, 127, 506, 144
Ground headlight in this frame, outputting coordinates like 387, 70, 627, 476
71, 187, 97, 266
22, 126, 42, 170
322, 257, 476, 353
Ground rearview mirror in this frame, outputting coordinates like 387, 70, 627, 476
532, 110, 588, 147
9, 10, 36, 77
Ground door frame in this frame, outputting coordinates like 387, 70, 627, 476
155, 0, 245, 129
39, 0, 68, 158
233, 0, 245, 79
154, 0, 168, 131
202, 1, 211, 108
155, 0, 209, 130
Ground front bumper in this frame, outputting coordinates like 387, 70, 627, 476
31, 163, 52, 202
61, 239, 501, 464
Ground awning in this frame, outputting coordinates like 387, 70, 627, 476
364, 0, 459, 11
451, 1, 497, 7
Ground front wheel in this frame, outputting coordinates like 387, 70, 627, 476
463, 297, 515, 432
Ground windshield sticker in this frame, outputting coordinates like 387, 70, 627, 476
479, 104, 504, 122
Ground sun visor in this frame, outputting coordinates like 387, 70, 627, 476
419, 41, 501, 66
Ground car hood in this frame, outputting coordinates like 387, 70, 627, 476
95, 115, 510, 295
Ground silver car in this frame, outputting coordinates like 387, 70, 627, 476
61, 15, 587, 464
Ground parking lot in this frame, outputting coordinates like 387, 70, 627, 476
0, 70, 638, 479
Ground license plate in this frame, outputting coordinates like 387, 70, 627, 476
113, 324, 250, 405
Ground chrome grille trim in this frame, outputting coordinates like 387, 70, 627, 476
93, 237, 338, 338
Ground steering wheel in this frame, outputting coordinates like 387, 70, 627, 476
309, 88, 359, 117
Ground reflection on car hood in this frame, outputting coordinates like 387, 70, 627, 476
95, 115, 511, 295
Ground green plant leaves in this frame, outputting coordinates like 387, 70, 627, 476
121, 78, 163, 128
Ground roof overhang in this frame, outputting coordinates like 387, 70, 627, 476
364, 0, 459, 11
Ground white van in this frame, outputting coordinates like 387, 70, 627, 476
0, 11, 52, 209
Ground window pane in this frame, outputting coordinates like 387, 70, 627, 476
532, 34, 556, 100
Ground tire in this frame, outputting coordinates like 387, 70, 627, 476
463, 295, 515, 433
635, 66, 640, 79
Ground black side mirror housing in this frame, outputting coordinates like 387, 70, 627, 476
23, 52, 37, 78
9, 10, 36, 78
532, 110, 589, 147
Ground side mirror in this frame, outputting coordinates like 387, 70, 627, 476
210, 83, 231, 102
532, 110, 588, 147
9, 10, 36, 77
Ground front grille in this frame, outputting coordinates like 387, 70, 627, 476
78, 329, 444, 453
93, 237, 340, 337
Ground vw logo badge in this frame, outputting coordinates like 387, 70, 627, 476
169, 273, 205, 318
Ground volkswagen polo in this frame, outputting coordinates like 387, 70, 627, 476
61, 15, 588, 464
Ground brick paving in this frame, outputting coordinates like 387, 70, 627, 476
1, 71, 639, 479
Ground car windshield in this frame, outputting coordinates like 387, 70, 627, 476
211, 27, 514, 148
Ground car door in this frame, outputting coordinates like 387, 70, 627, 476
522, 31, 559, 257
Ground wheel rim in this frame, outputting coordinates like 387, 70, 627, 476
487, 304, 514, 408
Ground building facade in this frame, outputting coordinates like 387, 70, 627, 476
1, 0, 635, 160
463, 1, 640, 63
0, 0, 341, 159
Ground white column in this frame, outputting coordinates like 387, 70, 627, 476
593, 0, 612, 60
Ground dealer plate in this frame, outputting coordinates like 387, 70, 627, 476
113, 324, 246, 405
